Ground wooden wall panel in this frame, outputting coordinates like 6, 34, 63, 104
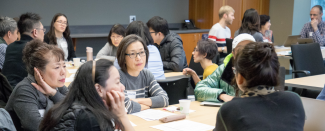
260, 0, 270, 15
242, 0, 261, 16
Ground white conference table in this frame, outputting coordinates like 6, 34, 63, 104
128, 101, 219, 131
285, 74, 325, 90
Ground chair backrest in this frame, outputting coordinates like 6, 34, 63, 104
189, 55, 204, 76
201, 34, 208, 40
291, 43, 325, 78
157, 77, 189, 105
0, 72, 13, 108
301, 97, 325, 131
226, 38, 233, 55
274, 66, 285, 91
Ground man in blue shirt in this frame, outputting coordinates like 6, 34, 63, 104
300, 5, 325, 46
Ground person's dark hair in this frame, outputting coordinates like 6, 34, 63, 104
196, 39, 218, 60
239, 9, 260, 35
17, 12, 41, 34
107, 24, 126, 46
22, 39, 64, 76
126, 21, 154, 45
45, 13, 70, 45
117, 34, 149, 73
233, 42, 279, 88
39, 59, 124, 131
260, 15, 270, 28
146, 16, 170, 36
313, 5, 323, 14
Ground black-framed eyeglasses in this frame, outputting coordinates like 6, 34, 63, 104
150, 32, 157, 35
232, 67, 237, 75
193, 47, 198, 52
125, 51, 146, 59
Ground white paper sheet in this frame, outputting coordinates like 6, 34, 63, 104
130, 121, 136, 126
67, 69, 78, 73
131, 109, 175, 121
151, 120, 215, 131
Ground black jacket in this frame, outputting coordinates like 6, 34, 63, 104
51, 102, 114, 131
2, 34, 32, 88
0, 72, 12, 108
157, 32, 188, 72
44, 34, 76, 61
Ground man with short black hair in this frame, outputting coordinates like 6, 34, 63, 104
3, 12, 44, 87
300, 5, 325, 46
0, 16, 18, 70
147, 16, 188, 72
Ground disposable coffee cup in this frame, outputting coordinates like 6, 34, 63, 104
73, 58, 81, 67
179, 99, 191, 115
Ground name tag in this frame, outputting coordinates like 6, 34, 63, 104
309, 32, 313, 37
127, 91, 136, 99
39, 109, 45, 117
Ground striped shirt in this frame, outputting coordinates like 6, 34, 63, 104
208, 23, 231, 47
300, 21, 325, 46
119, 69, 169, 114
0, 37, 8, 69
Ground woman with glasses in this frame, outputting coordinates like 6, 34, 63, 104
260, 15, 273, 43
214, 42, 305, 131
114, 21, 165, 80
182, 39, 218, 85
116, 34, 168, 114
97, 24, 126, 61
44, 13, 76, 61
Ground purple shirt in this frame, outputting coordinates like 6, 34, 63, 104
300, 21, 325, 46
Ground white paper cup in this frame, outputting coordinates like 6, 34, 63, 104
73, 58, 81, 67
179, 99, 191, 115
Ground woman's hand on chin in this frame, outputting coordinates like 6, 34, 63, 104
31, 67, 57, 96
106, 90, 127, 118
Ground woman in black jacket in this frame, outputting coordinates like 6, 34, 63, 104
39, 59, 134, 131
44, 13, 76, 61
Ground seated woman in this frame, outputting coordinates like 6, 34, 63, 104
234, 9, 263, 42
182, 39, 218, 84
260, 15, 274, 43
116, 34, 169, 114
97, 24, 126, 61
44, 13, 76, 61
195, 34, 255, 103
5, 39, 68, 131
114, 21, 165, 80
39, 59, 134, 131
214, 42, 305, 131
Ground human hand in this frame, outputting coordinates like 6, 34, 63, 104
311, 19, 319, 31
182, 68, 196, 76
31, 67, 57, 96
219, 94, 234, 102
140, 104, 150, 110
107, 90, 127, 118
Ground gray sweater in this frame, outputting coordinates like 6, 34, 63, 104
234, 30, 264, 42
96, 42, 117, 61
119, 69, 169, 114
5, 74, 68, 131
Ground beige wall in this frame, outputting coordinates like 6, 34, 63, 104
269, 0, 294, 46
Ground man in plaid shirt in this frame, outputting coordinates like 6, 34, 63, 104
300, 5, 325, 46
0, 17, 18, 70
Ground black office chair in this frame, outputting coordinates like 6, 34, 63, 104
157, 77, 189, 105
226, 38, 233, 55
290, 43, 325, 98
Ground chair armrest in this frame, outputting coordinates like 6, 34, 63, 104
292, 70, 311, 76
